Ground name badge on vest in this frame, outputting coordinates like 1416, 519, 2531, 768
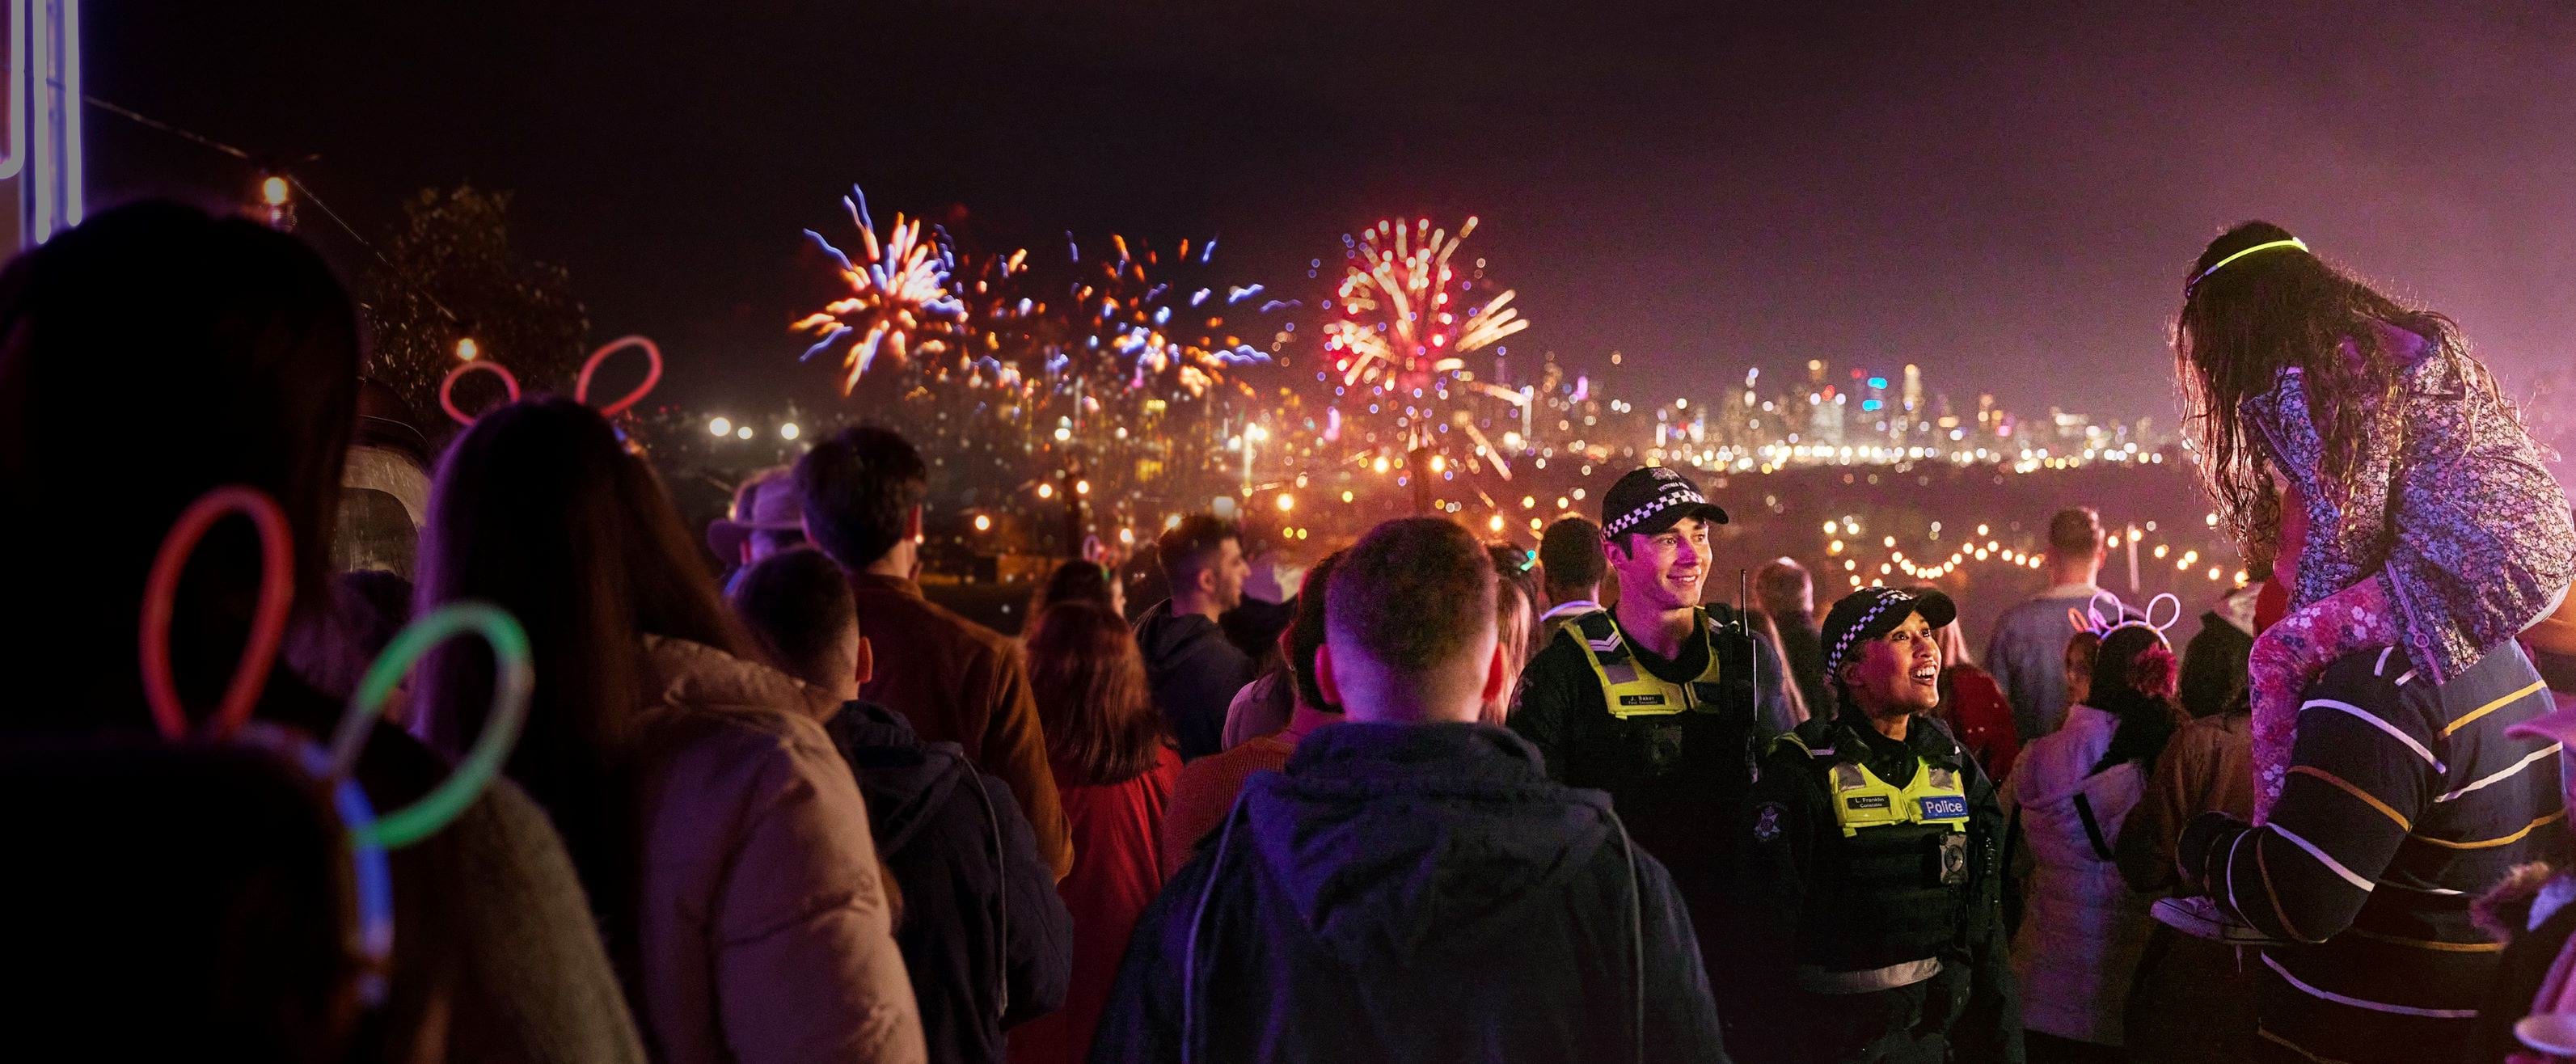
1918, 795, 1969, 820
1619, 693, 1668, 707
1846, 795, 1892, 811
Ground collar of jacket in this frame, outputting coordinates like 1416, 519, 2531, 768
1826, 708, 1960, 769
640, 634, 842, 723
1280, 703, 1344, 745
831, 699, 925, 754
1283, 720, 1568, 799
847, 570, 925, 601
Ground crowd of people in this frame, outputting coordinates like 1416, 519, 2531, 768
10, 202, 2576, 1064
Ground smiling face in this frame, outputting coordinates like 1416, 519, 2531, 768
1608, 516, 1711, 611
1839, 611, 1944, 718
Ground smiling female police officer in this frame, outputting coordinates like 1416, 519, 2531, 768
1737, 586, 2022, 1064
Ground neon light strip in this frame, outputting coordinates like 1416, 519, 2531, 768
30, 0, 52, 241
0, 0, 27, 180
60, 0, 80, 225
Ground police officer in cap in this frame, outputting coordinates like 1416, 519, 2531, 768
1510, 464, 1793, 1037
1738, 586, 2021, 1064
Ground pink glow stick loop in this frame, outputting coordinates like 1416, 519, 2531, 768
139, 486, 295, 741
576, 335, 662, 418
438, 361, 522, 426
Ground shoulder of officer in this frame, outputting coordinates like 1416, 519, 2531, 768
1905, 714, 1974, 769
1767, 715, 1843, 762
1565, 607, 1621, 643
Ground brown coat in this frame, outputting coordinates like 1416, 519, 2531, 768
2115, 711, 2255, 894
633, 635, 926, 1064
848, 572, 1074, 879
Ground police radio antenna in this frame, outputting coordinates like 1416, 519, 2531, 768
1738, 568, 1756, 726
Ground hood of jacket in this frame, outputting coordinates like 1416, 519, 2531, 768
638, 634, 842, 724
1134, 600, 1232, 669
2012, 705, 2144, 809
824, 700, 973, 857
1220, 721, 1631, 959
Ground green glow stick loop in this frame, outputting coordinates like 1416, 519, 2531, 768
328, 602, 533, 849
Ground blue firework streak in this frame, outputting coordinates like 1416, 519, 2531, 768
1064, 233, 1298, 399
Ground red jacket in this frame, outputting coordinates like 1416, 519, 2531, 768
1007, 748, 1181, 1064
1941, 663, 2022, 782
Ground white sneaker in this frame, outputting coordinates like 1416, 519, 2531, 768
2153, 895, 2284, 946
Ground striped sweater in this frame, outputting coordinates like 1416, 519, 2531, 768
2180, 642, 2565, 1064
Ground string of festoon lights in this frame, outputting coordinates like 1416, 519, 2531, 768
1818, 515, 2250, 592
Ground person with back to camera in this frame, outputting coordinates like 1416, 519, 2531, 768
1091, 517, 1728, 1062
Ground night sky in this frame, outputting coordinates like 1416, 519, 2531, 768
87, 2, 2576, 421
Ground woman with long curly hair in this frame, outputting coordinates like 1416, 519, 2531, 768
2174, 221, 2574, 818
1007, 601, 1180, 1064
2004, 622, 2188, 1058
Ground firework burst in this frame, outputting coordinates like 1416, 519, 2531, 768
792, 186, 968, 393
1325, 216, 1528, 394
1071, 233, 1292, 399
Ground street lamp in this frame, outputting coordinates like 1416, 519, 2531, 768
708, 416, 732, 437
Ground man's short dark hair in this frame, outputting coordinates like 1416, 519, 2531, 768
1286, 551, 1344, 709
795, 425, 927, 569
1328, 517, 1495, 677
1538, 517, 1607, 598
2048, 506, 2105, 556
728, 547, 858, 686
1157, 513, 1239, 589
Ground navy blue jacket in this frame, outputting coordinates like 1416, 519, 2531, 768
1089, 722, 1729, 1062
827, 701, 1072, 1063
1134, 601, 1257, 761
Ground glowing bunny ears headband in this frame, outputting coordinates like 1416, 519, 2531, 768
2067, 589, 2183, 645
438, 335, 664, 426
2185, 237, 2308, 297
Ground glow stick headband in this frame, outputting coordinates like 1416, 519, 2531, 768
2186, 238, 2308, 296
2065, 589, 2181, 645
438, 334, 665, 425
137, 486, 390, 1003
139, 488, 540, 1002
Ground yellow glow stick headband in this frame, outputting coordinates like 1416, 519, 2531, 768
2187, 237, 2308, 295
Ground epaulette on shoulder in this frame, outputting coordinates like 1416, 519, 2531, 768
1772, 717, 1839, 759
1568, 610, 1623, 653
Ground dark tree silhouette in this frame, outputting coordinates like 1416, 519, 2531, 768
360, 186, 588, 424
